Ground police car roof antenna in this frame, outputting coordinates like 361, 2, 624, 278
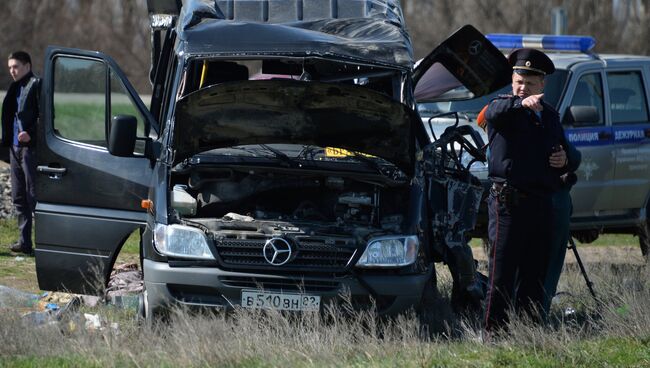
567, 236, 598, 303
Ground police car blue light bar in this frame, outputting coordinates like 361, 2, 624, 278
486, 34, 596, 53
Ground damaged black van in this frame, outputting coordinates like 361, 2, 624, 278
34, 0, 509, 319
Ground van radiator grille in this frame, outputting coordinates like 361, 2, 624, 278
213, 234, 357, 272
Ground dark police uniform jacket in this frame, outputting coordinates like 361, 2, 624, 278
485, 95, 566, 196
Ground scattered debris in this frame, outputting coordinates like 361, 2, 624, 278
106, 263, 143, 298
84, 313, 103, 330
0, 285, 39, 309
0, 262, 143, 330
109, 294, 140, 309
564, 307, 576, 317
81, 295, 102, 308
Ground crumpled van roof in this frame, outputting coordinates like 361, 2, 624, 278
174, 0, 414, 68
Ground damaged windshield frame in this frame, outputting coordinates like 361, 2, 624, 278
176, 144, 408, 186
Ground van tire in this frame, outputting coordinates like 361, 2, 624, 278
416, 270, 453, 336
137, 289, 153, 325
138, 288, 165, 325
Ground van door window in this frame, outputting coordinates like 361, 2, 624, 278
53, 57, 107, 147
607, 71, 649, 124
52, 56, 148, 154
109, 69, 147, 155
569, 73, 605, 126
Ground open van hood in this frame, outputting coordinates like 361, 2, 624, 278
173, 80, 423, 174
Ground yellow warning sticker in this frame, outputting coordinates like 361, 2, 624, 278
325, 147, 375, 158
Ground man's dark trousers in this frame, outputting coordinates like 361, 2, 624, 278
10, 145, 36, 250
484, 189, 552, 331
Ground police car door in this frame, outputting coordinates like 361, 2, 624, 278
605, 68, 650, 215
562, 71, 615, 220
35, 47, 158, 294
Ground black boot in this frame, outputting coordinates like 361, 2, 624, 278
9, 242, 33, 255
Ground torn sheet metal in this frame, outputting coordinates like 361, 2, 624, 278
444, 179, 483, 248
176, 0, 413, 68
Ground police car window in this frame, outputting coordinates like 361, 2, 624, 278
569, 73, 604, 126
607, 71, 649, 124
417, 70, 568, 118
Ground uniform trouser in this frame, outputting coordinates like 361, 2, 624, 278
484, 190, 552, 331
9, 146, 36, 250
542, 190, 572, 315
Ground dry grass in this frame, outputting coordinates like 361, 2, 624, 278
1, 260, 650, 367
0, 217, 647, 367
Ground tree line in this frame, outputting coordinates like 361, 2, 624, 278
0, 0, 647, 94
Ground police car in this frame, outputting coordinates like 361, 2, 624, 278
419, 34, 650, 258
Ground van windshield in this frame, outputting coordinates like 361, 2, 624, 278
418, 70, 568, 118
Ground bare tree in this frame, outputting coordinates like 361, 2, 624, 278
0, 0, 150, 93
404, 0, 649, 59
0, 0, 646, 94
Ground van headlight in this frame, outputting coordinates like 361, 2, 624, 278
154, 224, 214, 260
356, 235, 419, 268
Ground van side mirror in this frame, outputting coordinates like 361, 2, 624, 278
109, 115, 137, 157
563, 106, 599, 126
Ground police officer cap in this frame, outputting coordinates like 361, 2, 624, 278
507, 48, 555, 76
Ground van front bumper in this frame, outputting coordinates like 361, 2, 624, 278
143, 259, 432, 316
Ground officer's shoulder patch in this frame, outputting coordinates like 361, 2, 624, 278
488, 94, 514, 105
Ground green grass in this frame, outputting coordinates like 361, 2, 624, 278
53, 102, 105, 142
0, 218, 37, 292
0, 217, 140, 293
470, 233, 639, 248
53, 101, 145, 145
578, 233, 639, 247
1, 218, 649, 367
1, 306, 649, 367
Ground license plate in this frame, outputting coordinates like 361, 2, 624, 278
240, 290, 321, 311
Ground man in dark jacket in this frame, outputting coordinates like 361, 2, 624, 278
482, 48, 569, 333
2, 51, 39, 255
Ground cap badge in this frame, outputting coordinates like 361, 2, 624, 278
525, 61, 531, 67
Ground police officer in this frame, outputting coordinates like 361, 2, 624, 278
482, 48, 569, 332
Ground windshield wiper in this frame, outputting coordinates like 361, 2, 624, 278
260, 144, 302, 168
348, 151, 389, 177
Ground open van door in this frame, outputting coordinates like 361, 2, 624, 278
413, 25, 511, 102
35, 47, 159, 295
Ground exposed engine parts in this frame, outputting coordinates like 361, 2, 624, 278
171, 168, 408, 233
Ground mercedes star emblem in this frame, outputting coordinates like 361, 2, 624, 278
263, 238, 292, 266
468, 40, 482, 56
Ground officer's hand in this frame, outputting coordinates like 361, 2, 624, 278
17, 131, 31, 143
522, 93, 544, 112
549, 146, 568, 168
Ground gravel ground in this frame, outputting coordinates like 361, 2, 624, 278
0, 161, 13, 219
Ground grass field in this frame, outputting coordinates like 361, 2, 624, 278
1, 217, 649, 367
0, 218, 139, 293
